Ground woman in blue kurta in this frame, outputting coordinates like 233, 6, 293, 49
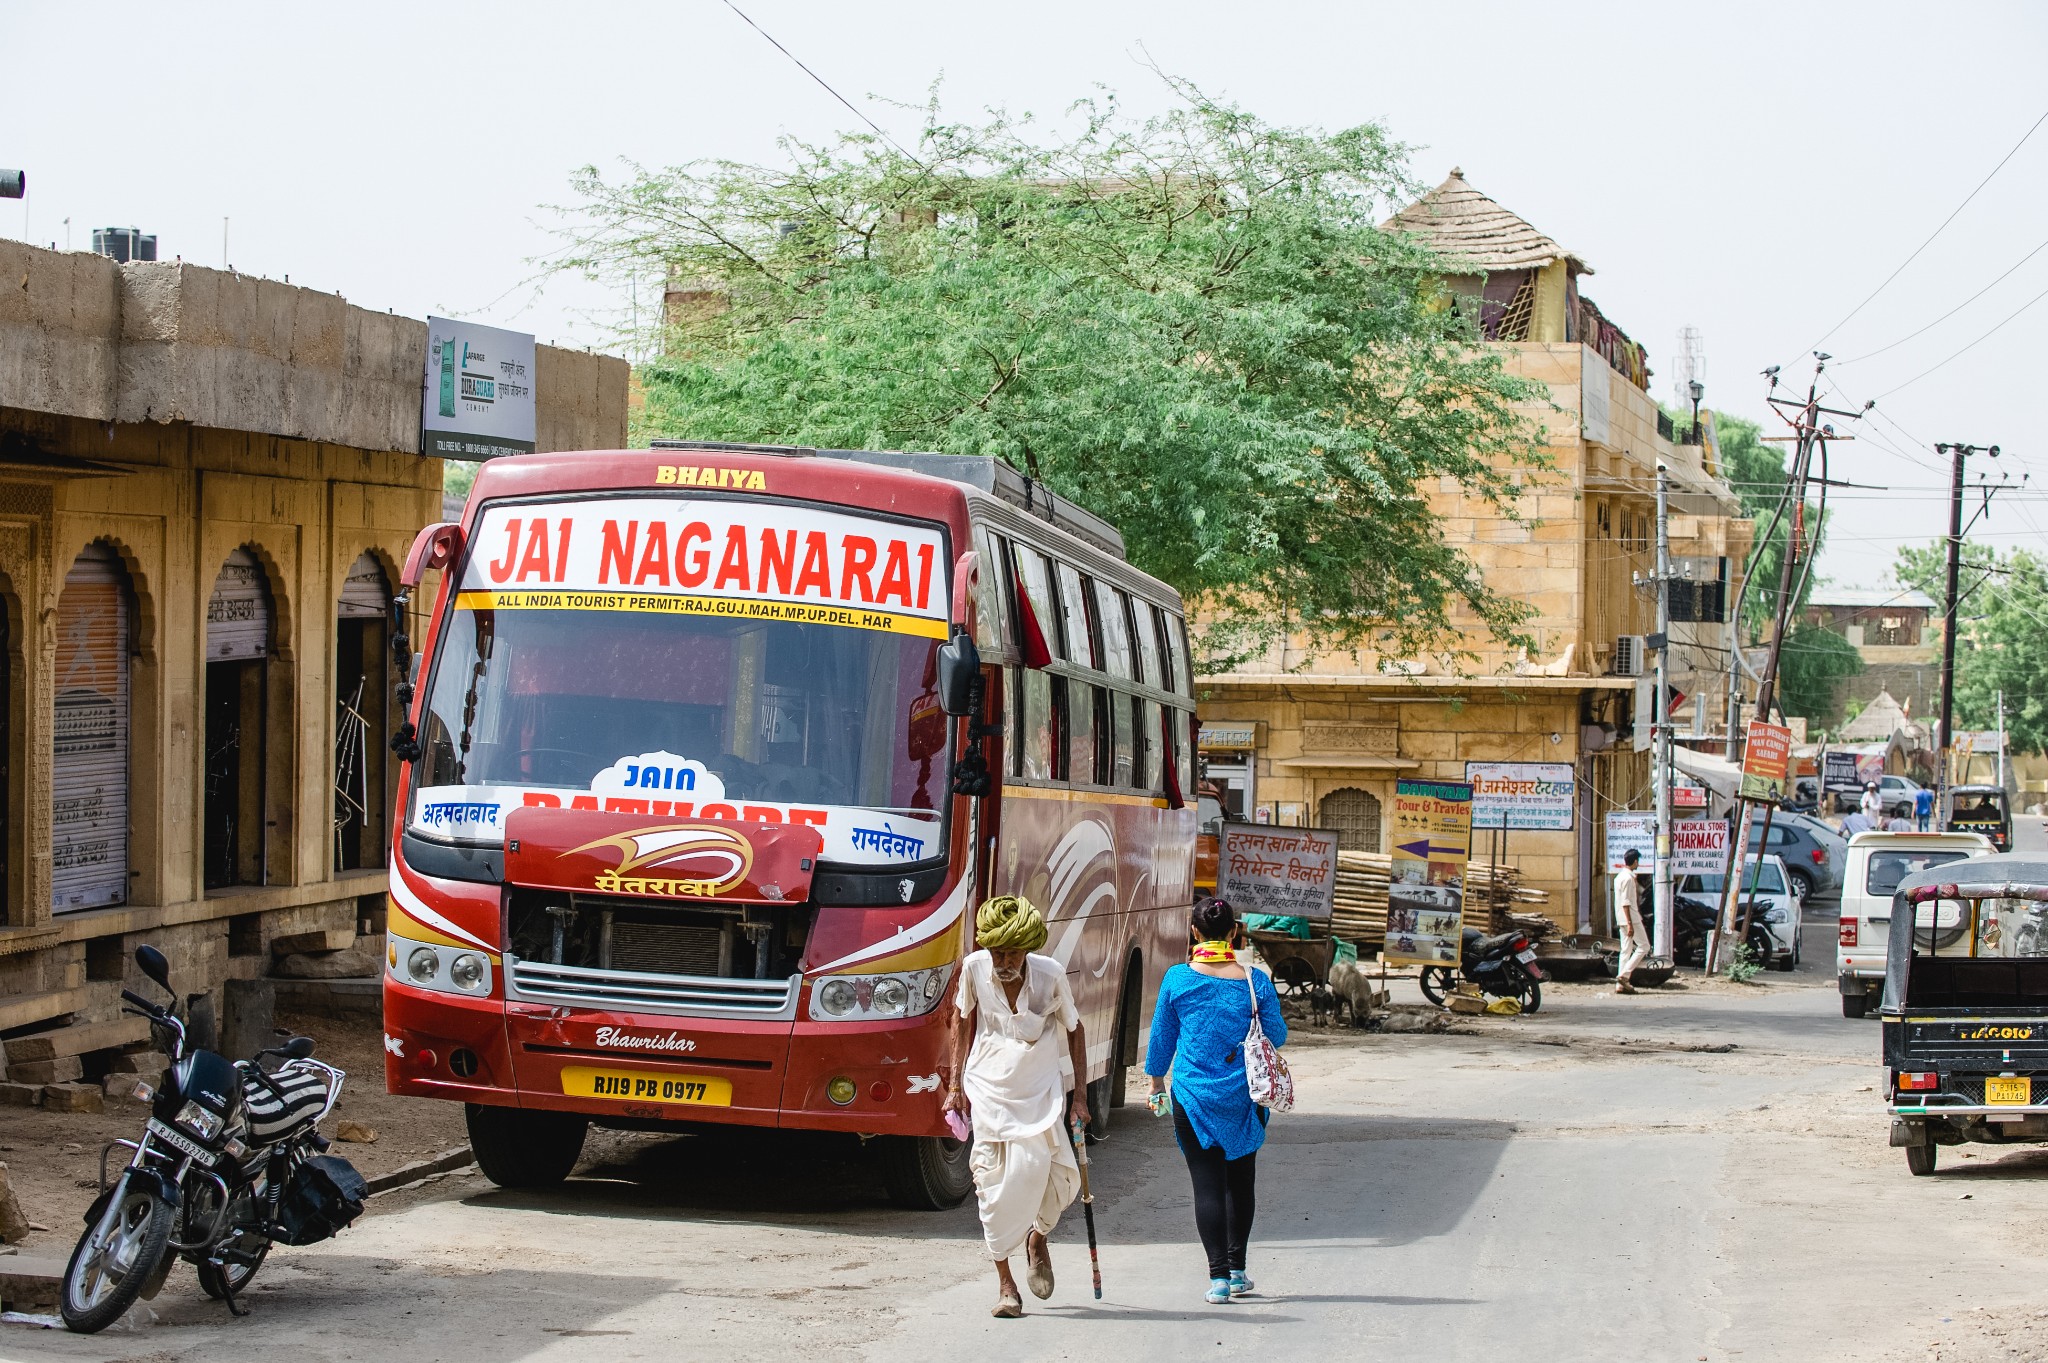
1145, 896, 1288, 1304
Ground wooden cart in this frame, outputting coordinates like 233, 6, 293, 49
1247, 930, 1338, 1004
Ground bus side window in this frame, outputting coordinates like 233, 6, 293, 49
1094, 580, 1133, 679
1133, 598, 1162, 690
1109, 687, 1136, 787
1056, 563, 1096, 669
1066, 678, 1101, 785
1173, 706, 1194, 797
970, 524, 1009, 653
1014, 548, 1063, 659
1164, 613, 1194, 699
1138, 698, 1161, 793
1148, 604, 1177, 694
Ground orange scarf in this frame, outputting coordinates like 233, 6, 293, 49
1190, 940, 1237, 964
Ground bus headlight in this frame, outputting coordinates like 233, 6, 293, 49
388, 931, 495, 998
808, 965, 954, 1022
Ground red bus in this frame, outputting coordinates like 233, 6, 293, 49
382, 442, 1196, 1207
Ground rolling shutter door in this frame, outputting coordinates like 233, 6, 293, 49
338, 551, 388, 619
208, 549, 272, 660
53, 545, 130, 911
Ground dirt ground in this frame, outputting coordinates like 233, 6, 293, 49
0, 1010, 468, 1257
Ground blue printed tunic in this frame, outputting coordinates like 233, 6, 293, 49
1144, 963, 1288, 1160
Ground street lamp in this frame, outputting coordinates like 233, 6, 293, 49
0, 170, 23, 200
1688, 379, 1705, 445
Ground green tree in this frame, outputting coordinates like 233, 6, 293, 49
1896, 542, 2048, 752
559, 84, 1548, 668
1775, 621, 1863, 724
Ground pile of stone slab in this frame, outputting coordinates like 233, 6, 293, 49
268, 925, 382, 1020
1328, 851, 1552, 951
0, 1016, 163, 1113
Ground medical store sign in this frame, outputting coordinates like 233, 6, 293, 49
421, 316, 536, 460
458, 498, 949, 639
1464, 762, 1575, 831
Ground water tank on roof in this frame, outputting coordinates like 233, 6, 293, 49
91, 228, 157, 263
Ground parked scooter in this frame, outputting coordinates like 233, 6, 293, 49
60, 945, 366, 1334
1418, 928, 1546, 1012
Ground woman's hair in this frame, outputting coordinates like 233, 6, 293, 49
1191, 896, 1238, 941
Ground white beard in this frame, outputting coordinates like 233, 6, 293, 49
993, 965, 1023, 984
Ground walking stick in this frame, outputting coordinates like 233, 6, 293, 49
1070, 1117, 1102, 1299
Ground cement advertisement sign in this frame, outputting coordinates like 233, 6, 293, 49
1671, 818, 1730, 875
1385, 780, 1473, 967
1217, 824, 1338, 921
422, 317, 536, 460
1465, 762, 1575, 830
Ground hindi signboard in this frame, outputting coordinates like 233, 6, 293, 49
421, 317, 537, 460
1671, 818, 1730, 876
1604, 811, 1656, 872
1741, 720, 1793, 803
1464, 762, 1576, 831
1216, 824, 1338, 921
1385, 780, 1473, 967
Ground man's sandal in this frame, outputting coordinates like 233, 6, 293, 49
993, 1287, 1024, 1319
1025, 1233, 1055, 1299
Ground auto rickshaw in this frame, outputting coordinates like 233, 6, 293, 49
1882, 854, 2048, 1174
1946, 784, 2012, 852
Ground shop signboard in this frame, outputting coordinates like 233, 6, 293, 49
1741, 720, 1793, 803
1604, 811, 1657, 872
1198, 724, 1257, 751
1464, 762, 1576, 831
1216, 824, 1338, 921
1671, 818, 1730, 876
1673, 781, 1707, 810
1385, 780, 1473, 967
421, 316, 537, 460
1823, 750, 1860, 791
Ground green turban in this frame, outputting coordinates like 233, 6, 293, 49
976, 895, 1047, 952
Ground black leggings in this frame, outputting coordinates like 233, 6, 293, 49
1173, 1101, 1258, 1279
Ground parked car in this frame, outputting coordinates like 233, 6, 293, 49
1831, 773, 1927, 819
1745, 811, 1846, 901
1678, 853, 1802, 971
1836, 830, 1994, 1016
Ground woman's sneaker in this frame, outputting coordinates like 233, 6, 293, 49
1228, 1270, 1255, 1297
1205, 1278, 1232, 1304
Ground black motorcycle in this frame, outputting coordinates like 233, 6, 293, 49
1671, 893, 1774, 969
60, 945, 368, 1334
1418, 928, 1546, 1013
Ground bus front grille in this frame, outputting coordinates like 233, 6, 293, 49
504, 957, 801, 1020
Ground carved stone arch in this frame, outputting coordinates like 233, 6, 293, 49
222, 539, 295, 662
72, 535, 155, 665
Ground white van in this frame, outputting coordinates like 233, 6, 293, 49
1836, 830, 1993, 1016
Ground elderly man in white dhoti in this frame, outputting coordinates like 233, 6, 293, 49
942, 895, 1091, 1319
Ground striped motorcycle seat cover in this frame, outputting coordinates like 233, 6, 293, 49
241, 1063, 331, 1142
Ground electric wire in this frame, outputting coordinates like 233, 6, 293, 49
1873, 279, 2048, 400
1802, 105, 2048, 357
1839, 232, 2048, 365
716, 0, 920, 162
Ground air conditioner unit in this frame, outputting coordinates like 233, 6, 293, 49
1611, 634, 1647, 677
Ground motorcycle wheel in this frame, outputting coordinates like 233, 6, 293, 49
1515, 977, 1543, 1014
1418, 967, 1457, 1006
197, 1241, 269, 1300
61, 1182, 175, 1334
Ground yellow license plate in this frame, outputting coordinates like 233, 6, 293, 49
561, 1066, 732, 1107
1986, 1076, 2031, 1106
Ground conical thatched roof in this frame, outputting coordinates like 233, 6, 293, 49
1384, 169, 1593, 275
1839, 687, 1909, 743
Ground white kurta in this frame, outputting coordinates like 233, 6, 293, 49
957, 950, 1081, 1261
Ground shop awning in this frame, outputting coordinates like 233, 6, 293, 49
1672, 746, 1743, 798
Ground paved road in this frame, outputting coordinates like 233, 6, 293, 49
9, 961, 2048, 1363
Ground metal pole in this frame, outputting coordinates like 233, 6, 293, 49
1654, 462, 1674, 961
1938, 442, 1966, 828
1997, 690, 2007, 794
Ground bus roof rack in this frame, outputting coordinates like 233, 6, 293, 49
815, 449, 1126, 559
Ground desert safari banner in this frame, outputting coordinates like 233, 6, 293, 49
1385, 779, 1474, 967
458, 498, 951, 639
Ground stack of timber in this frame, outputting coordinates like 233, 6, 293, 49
1329, 851, 1553, 950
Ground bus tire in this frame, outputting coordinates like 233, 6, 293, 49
1109, 953, 1142, 1110
1086, 1076, 1112, 1144
466, 1104, 588, 1189
879, 1135, 974, 1210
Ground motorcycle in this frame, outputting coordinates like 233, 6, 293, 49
1418, 928, 1546, 1013
60, 944, 367, 1334
1671, 893, 1774, 969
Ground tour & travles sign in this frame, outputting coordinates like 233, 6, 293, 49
1386, 779, 1473, 968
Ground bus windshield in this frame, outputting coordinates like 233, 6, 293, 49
410, 496, 954, 867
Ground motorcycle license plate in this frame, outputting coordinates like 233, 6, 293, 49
146, 1117, 211, 1162
561, 1066, 731, 1107
1515, 949, 1538, 965
1986, 1076, 2031, 1106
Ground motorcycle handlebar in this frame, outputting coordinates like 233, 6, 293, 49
120, 989, 161, 1015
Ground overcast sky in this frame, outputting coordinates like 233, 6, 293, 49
5, 1, 2044, 585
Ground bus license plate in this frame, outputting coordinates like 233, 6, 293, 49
1986, 1076, 2031, 1106
561, 1066, 732, 1107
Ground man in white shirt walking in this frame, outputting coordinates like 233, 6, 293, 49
1860, 782, 1884, 827
1614, 848, 1648, 994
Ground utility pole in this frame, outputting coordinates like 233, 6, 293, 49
1933, 442, 2001, 827
1653, 461, 1675, 960
1997, 690, 2007, 793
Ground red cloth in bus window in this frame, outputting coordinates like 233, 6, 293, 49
505, 622, 732, 705
1160, 705, 1184, 809
1012, 567, 1054, 669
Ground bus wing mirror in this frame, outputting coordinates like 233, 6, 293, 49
401, 522, 463, 588
937, 631, 982, 717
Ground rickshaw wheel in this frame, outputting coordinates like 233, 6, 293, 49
1905, 1142, 1938, 1176
1271, 959, 1317, 996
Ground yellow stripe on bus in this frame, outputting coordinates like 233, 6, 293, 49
1001, 785, 1173, 809
454, 590, 948, 639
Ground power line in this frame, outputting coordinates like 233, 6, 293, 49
1840, 232, 2048, 365
1873, 280, 2048, 399
1802, 105, 2048, 357
716, 0, 919, 162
